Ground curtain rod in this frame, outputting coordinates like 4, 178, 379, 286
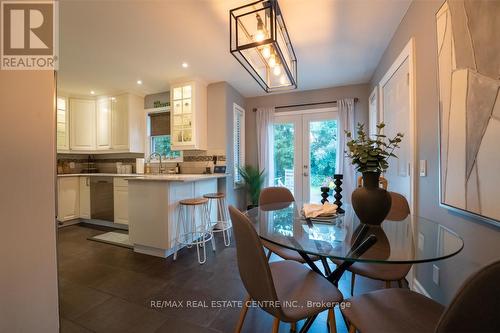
252, 98, 358, 112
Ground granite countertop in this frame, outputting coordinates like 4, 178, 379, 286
57, 173, 139, 177
126, 174, 227, 182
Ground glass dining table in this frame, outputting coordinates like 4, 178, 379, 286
245, 201, 464, 286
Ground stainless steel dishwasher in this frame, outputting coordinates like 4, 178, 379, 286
90, 177, 114, 221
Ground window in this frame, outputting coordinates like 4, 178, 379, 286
233, 103, 245, 187
148, 112, 181, 160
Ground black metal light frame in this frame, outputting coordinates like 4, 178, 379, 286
230, 0, 298, 93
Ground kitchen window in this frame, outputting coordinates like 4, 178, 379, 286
233, 103, 245, 187
148, 112, 182, 160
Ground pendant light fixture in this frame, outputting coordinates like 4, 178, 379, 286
230, 0, 297, 93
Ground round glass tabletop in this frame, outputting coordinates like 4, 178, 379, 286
245, 202, 464, 264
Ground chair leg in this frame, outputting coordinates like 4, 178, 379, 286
350, 273, 355, 296
272, 318, 280, 333
348, 323, 356, 333
328, 308, 337, 333
235, 295, 250, 333
290, 322, 297, 332
397, 279, 403, 288
385, 280, 391, 288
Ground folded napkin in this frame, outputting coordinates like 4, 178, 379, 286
303, 203, 338, 218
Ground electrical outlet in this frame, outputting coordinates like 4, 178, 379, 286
433, 265, 440, 285
419, 160, 427, 176
69, 162, 76, 169
418, 233, 425, 251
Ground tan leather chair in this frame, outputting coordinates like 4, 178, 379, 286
342, 260, 500, 333
336, 192, 412, 295
259, 187, 320, 263
229, 206, 343, 333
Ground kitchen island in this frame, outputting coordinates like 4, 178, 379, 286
127, 174, 226, 257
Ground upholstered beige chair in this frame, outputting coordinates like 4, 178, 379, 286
259, 187, 321, 263
342, 260, 500, 333
336, 192, 412, 295
229, 206, 343, 333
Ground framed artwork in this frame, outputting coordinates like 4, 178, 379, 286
436, 0, 500, 226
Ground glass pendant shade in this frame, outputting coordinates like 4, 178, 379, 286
230, 0, 297, 93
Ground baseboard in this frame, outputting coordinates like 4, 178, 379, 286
412, 278, 431, 298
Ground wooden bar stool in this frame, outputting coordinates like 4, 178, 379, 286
173, 197, 215, 264
203, 192, 232, 247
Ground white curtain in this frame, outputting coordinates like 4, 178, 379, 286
337, 98, 356, 203
256, 107, 275, 187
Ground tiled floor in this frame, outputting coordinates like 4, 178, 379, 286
58, 224, 387, 333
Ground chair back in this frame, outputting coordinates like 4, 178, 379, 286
386, 192, 410, 221
259, 186, 295, 205
228, 206, 281, 317
436, 260, 500, 332
357, 175, 388, 190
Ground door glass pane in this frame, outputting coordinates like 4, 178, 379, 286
308, 120, 337, 203
273, 123, 295, 194
173, 87, 182, 100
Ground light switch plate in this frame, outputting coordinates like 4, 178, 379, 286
433, 265, 440, 285
419, 160, 427, 177
418, 233, 425, 251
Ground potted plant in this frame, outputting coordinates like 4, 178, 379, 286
345, 122, 403, 225
239, 165, 265, 209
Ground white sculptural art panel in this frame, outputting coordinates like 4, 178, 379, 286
436, 0, 500, 224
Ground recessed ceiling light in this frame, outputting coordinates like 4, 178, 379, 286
182, 62, 189, 68
90, 90, 95, 95
137, 80, 143, 85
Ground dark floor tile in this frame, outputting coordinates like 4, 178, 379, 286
59, 279, 112, 320
73, 297, 168, 333
154, 315, 222, 333
60, 318, 94, 333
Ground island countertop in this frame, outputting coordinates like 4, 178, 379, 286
126, 174, 227, 182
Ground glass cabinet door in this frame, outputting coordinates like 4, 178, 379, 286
171, 83, 194, 145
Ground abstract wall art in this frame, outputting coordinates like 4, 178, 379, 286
436, 0, 500, 225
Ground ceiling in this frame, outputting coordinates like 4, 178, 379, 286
58, 0, 411, 98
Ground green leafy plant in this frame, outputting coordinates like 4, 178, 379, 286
239, 165, 265, 207
345, 122, 404, 173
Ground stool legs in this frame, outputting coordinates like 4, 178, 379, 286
206, 196, 232, 247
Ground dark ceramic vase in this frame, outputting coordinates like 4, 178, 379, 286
351, 172, 392, 225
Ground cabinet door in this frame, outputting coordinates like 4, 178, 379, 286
114, 186, 129, 225
96, 97, 112, 150
112, 95, 129, 150
57, 97, 69, 151
79, 177, 91, 219
57, 177, 80, 221
70, 99, 96, 150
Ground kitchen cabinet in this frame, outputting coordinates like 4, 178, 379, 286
69, 98, 96, 151
79, 176, 91, 219
112, 93, 145, 153
113, 177, 129, 225
170, 80, 207, 150
57, 177, 80, 221
57, 97, 70, 152
96, 97, 112, 150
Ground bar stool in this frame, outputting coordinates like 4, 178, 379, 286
173, 197, 215, 264
203, 192, 232, 247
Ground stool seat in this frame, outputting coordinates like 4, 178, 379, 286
179, 198, 208, 205
203, 192, 225, 199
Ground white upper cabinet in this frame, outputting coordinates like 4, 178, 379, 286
96, 97, 112, 150
170, 80, 207, 150
111, 93, 145, 153
57, 97, 70, 152
70, 98, 96, 151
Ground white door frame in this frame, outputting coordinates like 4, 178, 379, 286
378, 38, 417, 291
378, 38, 417, 215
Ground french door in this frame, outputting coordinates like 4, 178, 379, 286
272, 109, 338, 203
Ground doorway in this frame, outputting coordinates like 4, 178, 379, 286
272, 108, 338, 203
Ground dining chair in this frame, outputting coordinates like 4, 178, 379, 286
259, 187, 321, 264
357, 175, 388, 190
336, 192, 412, 295
228, 206, 343, 333
342, 260, 500, 333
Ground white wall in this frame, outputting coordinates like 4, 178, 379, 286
0, 70, 59, 331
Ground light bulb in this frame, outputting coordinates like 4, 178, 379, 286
269, 54, 276, 68
279, 76, 286, 85
255, 30, 265, 42
273, 65, 281, 76
262, 46, 271, 59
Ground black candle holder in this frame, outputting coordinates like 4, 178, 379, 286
320, 186, 330, 204
333, 174, 345, 214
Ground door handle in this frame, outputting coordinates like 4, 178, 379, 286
303, 172, 309, 177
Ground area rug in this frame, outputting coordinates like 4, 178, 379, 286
89, 231, 132, 249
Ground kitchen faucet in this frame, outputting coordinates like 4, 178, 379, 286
148, 152, 165, 174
